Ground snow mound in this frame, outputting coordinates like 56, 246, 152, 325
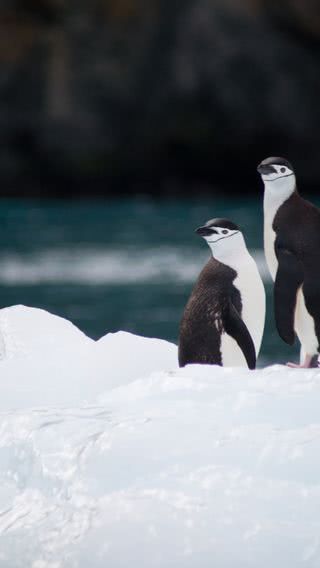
0, 306, 320, 567
0, 305, 177, 410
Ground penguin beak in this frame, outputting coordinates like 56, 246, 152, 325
195, 226, 216, 237
257, 163, 276, 175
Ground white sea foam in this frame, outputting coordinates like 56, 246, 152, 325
0, 248, 270, 285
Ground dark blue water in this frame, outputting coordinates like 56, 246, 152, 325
0, 197, 303, 366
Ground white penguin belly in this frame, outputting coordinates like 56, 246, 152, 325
221, 256, 265, 368
294, 288, 318, 357
264, 222, 278, 280
220, 333, 247, 367
234, 259, 265, 357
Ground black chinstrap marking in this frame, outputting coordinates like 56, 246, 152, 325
262, 173, 294, 183
206, 231, 240, 245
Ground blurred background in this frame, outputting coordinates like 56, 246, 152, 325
1, 0, 320, 364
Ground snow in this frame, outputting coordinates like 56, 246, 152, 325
0, 306, 320, 567
0, 306, 176, 409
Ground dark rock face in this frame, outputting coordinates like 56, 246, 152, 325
0, 0, 320, 196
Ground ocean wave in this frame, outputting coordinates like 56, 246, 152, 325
0, 248, 270, 285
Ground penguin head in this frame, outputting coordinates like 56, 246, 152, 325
196, 219, 249, 263
196, 218, 240, 245
257, 156, 295, 184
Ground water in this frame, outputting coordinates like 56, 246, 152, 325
0, 197, 302, 366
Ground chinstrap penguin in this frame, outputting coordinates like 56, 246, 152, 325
178, 218, 265, 369
257, 156, 320, 368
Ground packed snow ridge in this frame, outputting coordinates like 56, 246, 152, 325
0, 305, 320, 567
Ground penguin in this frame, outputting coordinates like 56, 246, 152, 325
257, 156, 320, 367
178, 218, 265, 369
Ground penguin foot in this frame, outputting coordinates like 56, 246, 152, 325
286, 354, 316, 369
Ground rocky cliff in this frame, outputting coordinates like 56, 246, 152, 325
0, 0, 320, 195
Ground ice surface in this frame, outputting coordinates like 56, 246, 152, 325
0, 306, 320, 567
0, 305, 176, 410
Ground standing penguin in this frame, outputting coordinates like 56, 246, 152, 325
257, 156, 320, 367
178, 218, 265, 369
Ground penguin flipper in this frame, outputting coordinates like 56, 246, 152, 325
224, 302, 256, 370
274, 244, 303, 345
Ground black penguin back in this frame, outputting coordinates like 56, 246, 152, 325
178, 257, 242, 367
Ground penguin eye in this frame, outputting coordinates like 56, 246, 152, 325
222, 230, 228, 235
280, 167, 286, 173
